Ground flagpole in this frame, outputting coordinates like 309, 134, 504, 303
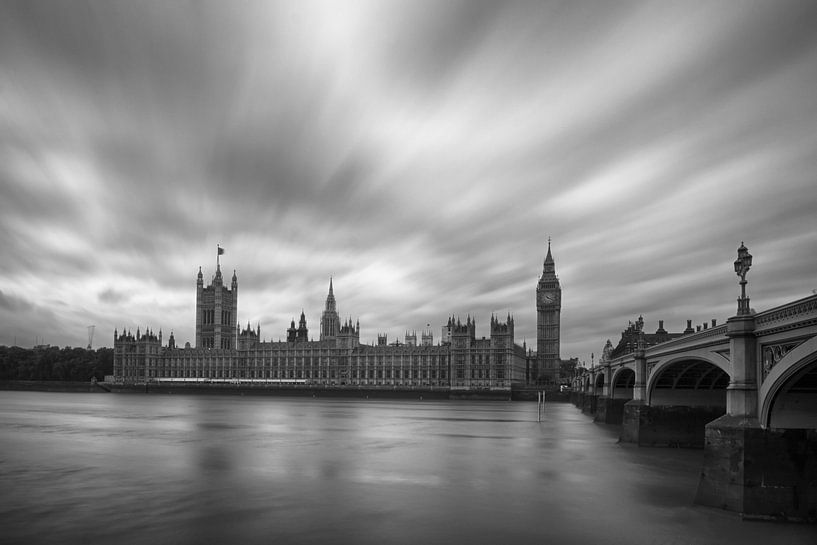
217, 244, 221, 267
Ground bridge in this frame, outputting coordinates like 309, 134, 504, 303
570, 245, 817, 520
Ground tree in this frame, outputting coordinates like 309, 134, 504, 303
559, 357, 579, 383
0, 346, 115, 381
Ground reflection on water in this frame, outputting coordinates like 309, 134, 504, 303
0, 392, 814, 545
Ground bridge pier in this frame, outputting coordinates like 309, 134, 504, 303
695, 311, 817, 519
622, 402, 725, 447
595, 396, 628, 425
695, 415, 817, 519
621, 347, 648, 443
620, 400, 647, 443
582, 393, 597, 415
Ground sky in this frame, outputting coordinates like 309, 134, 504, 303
1, 0, 816, 363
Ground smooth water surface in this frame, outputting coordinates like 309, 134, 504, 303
1, 392, 814, 545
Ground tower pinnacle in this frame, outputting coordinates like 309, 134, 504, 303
325, 278, 337, 313
320, 278, 340, 340
544, 237, 554, 266
542, 237, 556, 276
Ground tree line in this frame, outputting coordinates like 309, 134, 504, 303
0, 345, 113, 382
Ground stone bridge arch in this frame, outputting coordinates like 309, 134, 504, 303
594, 372, 605, 393
611, 366, 635, 400
760, 335, 817, 429
647, 354, 729, 407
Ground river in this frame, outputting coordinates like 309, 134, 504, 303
0, 391, 813, 544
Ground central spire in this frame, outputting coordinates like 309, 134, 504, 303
321, 277, 340, 340
542, 237, 555, 275
325, 277, 336, 312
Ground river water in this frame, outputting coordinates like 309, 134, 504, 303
0, 392, 813, 545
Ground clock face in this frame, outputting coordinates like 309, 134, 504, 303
540, 291, 556, 304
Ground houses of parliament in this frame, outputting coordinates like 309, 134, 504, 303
113, 243, 562, 390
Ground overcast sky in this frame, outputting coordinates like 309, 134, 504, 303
1, 1, 816, 362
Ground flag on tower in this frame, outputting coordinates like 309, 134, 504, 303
218, 246, 225, 255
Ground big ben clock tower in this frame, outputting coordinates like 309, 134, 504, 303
536, 238, 561, 386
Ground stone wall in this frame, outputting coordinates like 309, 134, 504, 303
695, 415, 817, 520
621, 402, 724, 447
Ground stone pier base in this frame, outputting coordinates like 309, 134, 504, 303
620, 401, 648, 444
621, 402, 724, 448
582, 394, 597, 415
595, 397, 628, 425
695, 415, 817, 520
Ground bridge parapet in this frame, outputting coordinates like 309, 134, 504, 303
607, 354, 633, 368
645, 325, 728, 356
754, 294, 817, 335
595, 326, 731, 375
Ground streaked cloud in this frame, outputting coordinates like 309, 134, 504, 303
1, 0, 816, 362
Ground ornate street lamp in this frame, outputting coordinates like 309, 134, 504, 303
734, 242, 753, 315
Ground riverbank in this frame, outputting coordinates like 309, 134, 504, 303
1, 380, 529, 401
1, 380, 574, 401
0, 380, 109, 393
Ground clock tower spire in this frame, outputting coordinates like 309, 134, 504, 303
535, 237, 561, 386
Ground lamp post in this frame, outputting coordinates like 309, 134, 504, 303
733, 242, 753, 315
632, 331, 647, 402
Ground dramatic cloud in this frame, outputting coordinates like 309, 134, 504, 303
1, 0, 816, 362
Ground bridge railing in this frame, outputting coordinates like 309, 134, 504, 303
646, 324, 728, 355
754, 293, 817, 333
590, 325, 729, 375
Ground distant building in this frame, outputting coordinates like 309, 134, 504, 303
601, 316, 697, 361
113, 250, 543, 392
286, 311, 309, 343
535, 240, 561, 385
195, 262, 237, 350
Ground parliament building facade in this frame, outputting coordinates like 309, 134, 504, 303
113, 244, 561, 391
